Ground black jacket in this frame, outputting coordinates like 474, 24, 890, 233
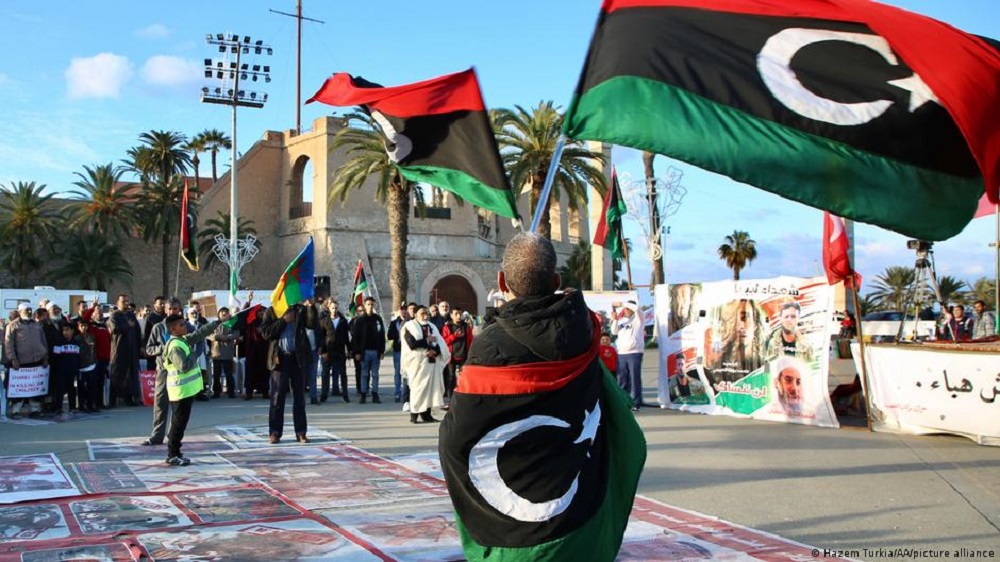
321, 312, 350, 357
350, 313, 386, 356
386, 317, 406, 353
467, 290, 593, 366
259, 304, 318, 370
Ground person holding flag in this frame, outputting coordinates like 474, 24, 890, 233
261, 238, 317, 444
439, 233, 645, 561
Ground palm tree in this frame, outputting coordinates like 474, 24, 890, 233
717, 230, 758, 280
0, 182, 61, 287
123, 145, 156, 184
197, 211, 260, 272
186, 134, 208, 187
134, 175, 190, 296
137, 130, 191, 182
68, 163, 136, 238
858, 293, 881, 317
870, 266, 916, 311
559, 240, 592, 290
494, 101, 606, 239
969, 276, 996, 309
199, 129, 232, 184
330, 110, 413, 308
643, 151, 665, 285
47, 232, 133, 290
935, 275, 967, 306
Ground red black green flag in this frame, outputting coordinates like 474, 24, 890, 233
349, 259, 368, 316
564, 0, 1000, 241
439, 313, 645, 561
307, 69, 520, 221
593, 167, 627, 260
179, 180, 199, 271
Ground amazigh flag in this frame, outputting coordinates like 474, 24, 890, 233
222, 304, 263, 331
179, 180, 199, 271
271, 238, 314, 317
564, 0, 1000, 241
439, 311, 645, 561
592, 166, 627, 260
307, 69, 520, 220
822, 212, 861, 288
349, 259, 368, 316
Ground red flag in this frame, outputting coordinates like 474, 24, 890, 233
180, 180, 199, 271
822, 212, 861, 288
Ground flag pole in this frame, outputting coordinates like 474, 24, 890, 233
849, 283, 875, 432
529, 136, 566, 234
620, 236, 634, 290
362, 252, 383, 313
174, 248, 183, 301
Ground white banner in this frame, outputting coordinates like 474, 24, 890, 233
655, 277, 839, 428
8, 366, 49, 398
854, 343, 1000, 446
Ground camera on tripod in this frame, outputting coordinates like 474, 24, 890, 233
907, 239, 933, 268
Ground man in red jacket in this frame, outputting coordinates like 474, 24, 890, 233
82, 303, 111, 409
442, 307, 473, 407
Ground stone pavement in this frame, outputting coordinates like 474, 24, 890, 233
1, 350, 998, 561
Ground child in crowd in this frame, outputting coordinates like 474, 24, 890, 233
599, 334, 617, 377
77, 319, 100, 413
51, 323, 82, 414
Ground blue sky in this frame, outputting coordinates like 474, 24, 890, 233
0, 0, 997, 296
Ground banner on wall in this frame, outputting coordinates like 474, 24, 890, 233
654, 277, 839, 428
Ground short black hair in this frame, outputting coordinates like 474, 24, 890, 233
502, 233, 557, 297
218, 307, 230, 314
165, 313, 186, 327
364, 296, 376, 304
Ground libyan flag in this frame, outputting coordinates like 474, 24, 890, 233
179, 180, 198, 271
349, 259, 368, 316
564, 0, 1000, 241
592, 166, 627, 260
439, 315, 645, 561
306, 69, 520, 221
222, 304, 262, 331
270, 237, 314, 317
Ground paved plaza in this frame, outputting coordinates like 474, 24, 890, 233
1, 351, 998, 561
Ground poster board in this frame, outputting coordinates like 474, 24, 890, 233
8, 367, 50, 398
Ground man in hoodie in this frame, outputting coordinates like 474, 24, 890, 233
611, 300, 646, 411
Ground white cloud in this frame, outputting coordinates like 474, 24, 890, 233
141, 55, 201, 87
65, 53, 132, 99
135, 23, 170, 39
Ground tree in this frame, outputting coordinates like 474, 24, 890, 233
0, 182, 62, 287
870, 266, 916, 311
199, 128, 232, 184
134, 175, 190, 297
717, 230, 757, 280
494, 101, 606, 239
329, 110, 413, 309
47, 232, 133, 291
935, 275, 968, 306
68, 163, 136, 238
136, 130, 191, 182
559, 240, 592, 290
969, 276, 996, 309
186, 134, 209, 187
197, 211, 260, 272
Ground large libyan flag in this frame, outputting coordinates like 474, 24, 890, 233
564, 0, 1000, 241
439, 314, 645, 561
307, 69, 520, 221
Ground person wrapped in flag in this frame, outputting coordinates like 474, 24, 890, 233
439, 233, 646, 561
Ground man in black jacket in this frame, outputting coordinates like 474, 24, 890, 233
385, 302, 410, 403
350, 297, 385, 404
320, 299, 350, 403
260, 301, 317, 444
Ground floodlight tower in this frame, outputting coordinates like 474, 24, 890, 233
202, 34, 273, 305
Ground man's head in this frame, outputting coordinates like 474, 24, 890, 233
601, 334, 611, 347
779, 302, 801, 335
415, 305, 430, 324
17, 303, 32, 320
77, 318, 89, 333
218, 307, 231, 322
429, 304, 438, 317
116, 294, 129, 312
166, 313, 188, 336
48, 304, 62, 319
674, 354, 685, 373
34, 308, 48, 322
777, 367, 802, 402
397, 302, 408, 320
499, 233, 560, 298
186, 307, 200, 322
621, 301, 638, 319
952, 304, 965, 319
438, 301, 450, 317
328, 299, 340, 316
152, 296, 166, 314
363, 296, 376, 315
76, 301, 87, 315
407, 302, 418, 319
450, 307, 463, 324
974, 300, 987, 316
166, 299, 182, 317
60, 323, 75, 339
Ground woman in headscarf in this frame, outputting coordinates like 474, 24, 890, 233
401, 305, 451, 424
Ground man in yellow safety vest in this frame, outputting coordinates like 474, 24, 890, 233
163, 313, 220, 466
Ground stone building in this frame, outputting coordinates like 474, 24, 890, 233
110, 116, 608, 315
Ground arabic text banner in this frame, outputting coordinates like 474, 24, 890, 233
655, 277, 838, 428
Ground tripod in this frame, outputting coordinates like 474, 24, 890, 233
895, 245, 943, 342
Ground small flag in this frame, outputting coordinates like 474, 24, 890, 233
222, 304, 262, 331
271, 238, 315, 316
180, 180, 199, 271
822, 212, 862, 288
307, 68, 520, 220
592, 167, 627, 260
349, 260, 368, 316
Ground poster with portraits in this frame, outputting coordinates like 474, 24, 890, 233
655, 277, 839, 428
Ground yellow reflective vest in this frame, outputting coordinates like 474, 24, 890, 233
165, 338, 204, 401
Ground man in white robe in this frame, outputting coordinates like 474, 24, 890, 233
401, 305, 451, 423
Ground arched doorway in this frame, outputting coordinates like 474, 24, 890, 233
430, 275, 478, 315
